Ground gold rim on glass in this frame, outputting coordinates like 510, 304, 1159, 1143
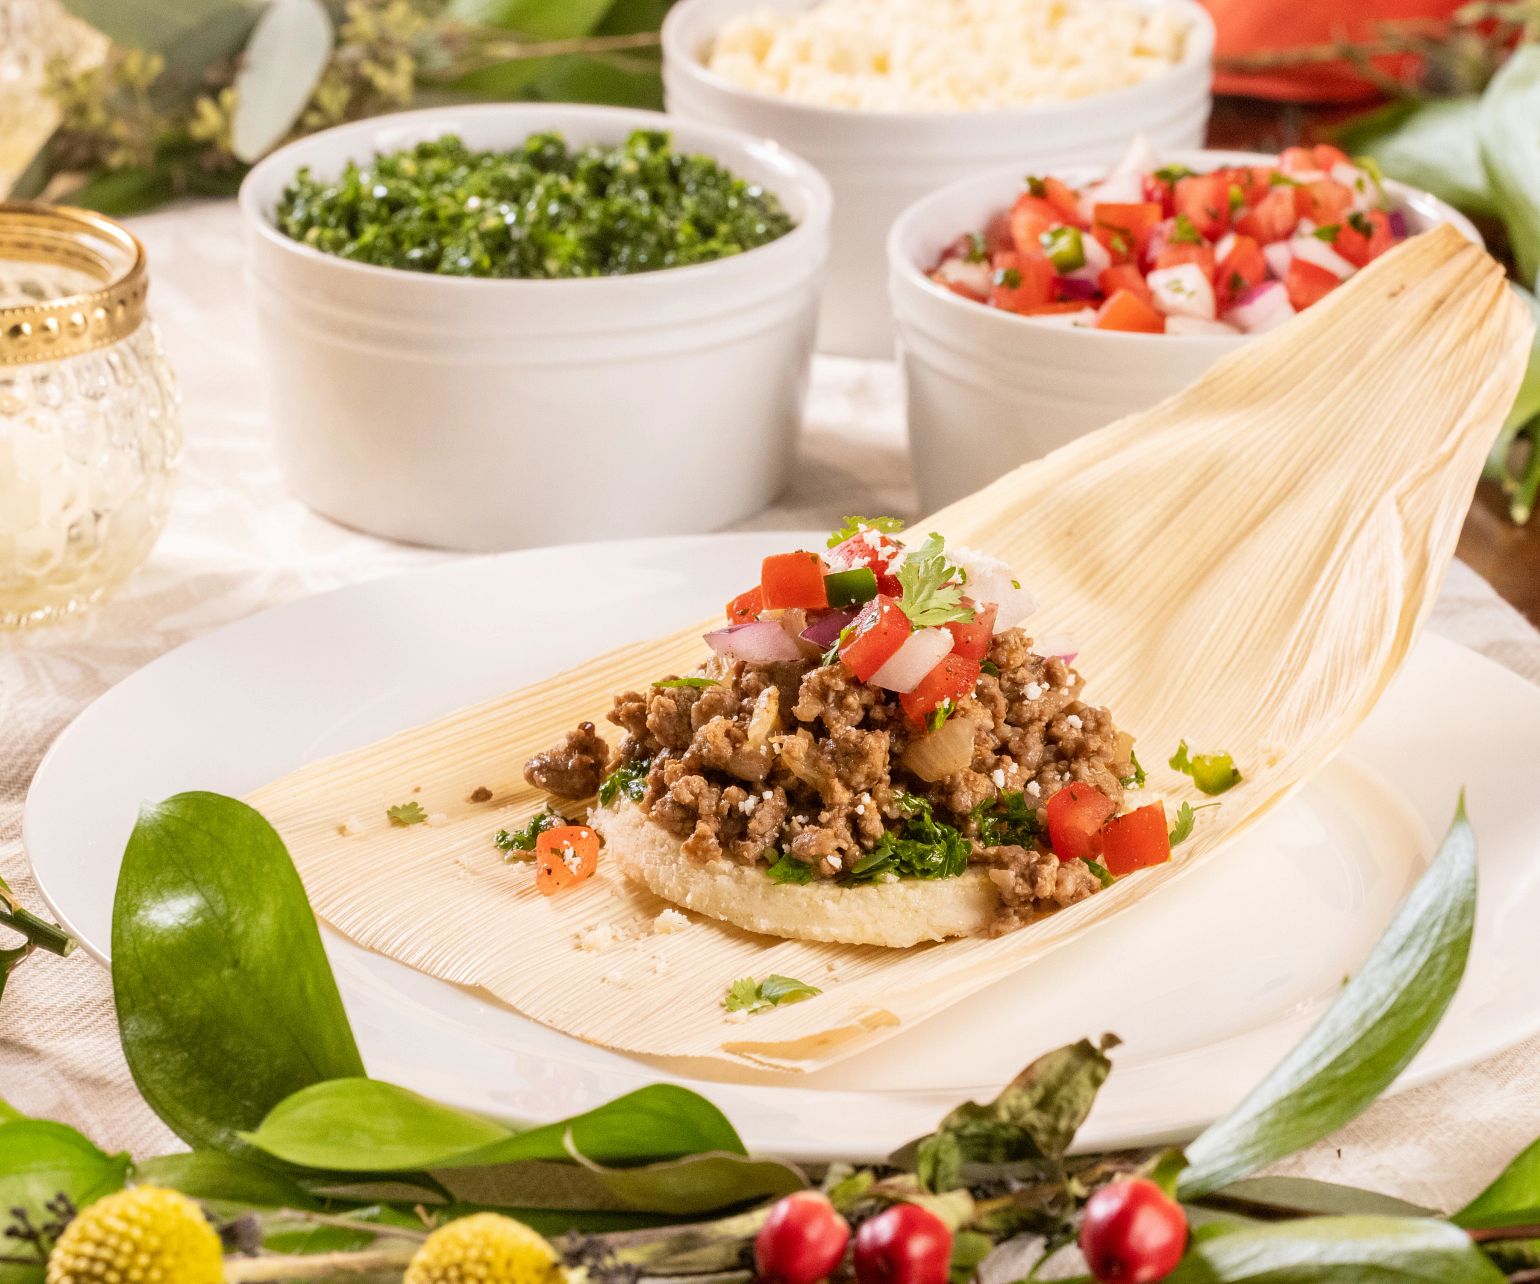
0, 201, 148, 365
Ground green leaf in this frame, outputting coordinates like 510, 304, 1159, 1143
1200, 1176, 1434, 1220
446, 0, 614, 37
653, 678, 719, 689
132, 1150, 323, 1210
1164, 1215, 1503, 1283
828, 515, 906, 547
0, 1121, 130, 1283
59, 0, 263, 76
564, 1138, 805, 1215
895, 533, 973, 627
724, 974, 822, 1013
387, 801, 428, 826
1178, 799, 1477, 1199
0, 1099, 24, 1123
1455, 1134, 1540, 1229
1334, 98, 1498, 219
766, 853, 814, 885
230, 0, 335, 163
1480, 46, 1540, 290
1489, 286, 1540, 479
112, 792, 366, 1157
64, 166, 179, 216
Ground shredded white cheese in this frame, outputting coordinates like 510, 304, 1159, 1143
576, 922, 620, 952
653, 908, 690, 935
425, 811, 449, 828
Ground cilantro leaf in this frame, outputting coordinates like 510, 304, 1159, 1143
970, 790, 1041, 849
1348, 210, 1373, 237
1154, 164, 1194, 184
766, 853, 814, 884
598, 758, 651, 807
1169, 740, 1243, 795
1122, 748, 1146, 790
1313, 224, 1341, 243
386, 801, 427, 826
827, 515, 905, 548
1024, 175, 1047, 197
964, 232, 988, 263
995, 266, 1022, 289
1268, 172, 1302, 188
494, 809, 568, 857
725, 974, 822, 1012
895, 533, 974, 628
652, 677, 719, 689
980, 659, 1000, 677
927, 698, 957, 733
847, 791, 970, 884
1171, 212, 1203, 244
1084, 859, 1116, 888
1169, 800, 1221, 846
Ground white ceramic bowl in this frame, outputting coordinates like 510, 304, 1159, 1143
663, 0, 1214, 358
889, 149, 1481, 512
238, 104, 830, 551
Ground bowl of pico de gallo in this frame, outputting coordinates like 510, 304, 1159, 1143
888, 143, 1479, 510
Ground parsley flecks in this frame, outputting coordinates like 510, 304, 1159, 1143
821, 623, 855, 667
980, 659, 1000, 677
1269, 171, 1302, 188
970, 790, 1041, 849
964, 232, 988, 263
1024, 175, 1047, 197
847, 792, 970, 884
653, 677, 719, 689
1313, 224, 1341, 243
1122, 748, 1147, 790
1169, 741, 1243, 795
386, 801, 427, 827
995, 266, 1022, 289
895, 533, 973, 628
927, 699, 958, 733
1170, 213, 1203, 244
1228, 183, 1246, 212
275, 130, 794, 279
1169, 800, 1221, 846
494, 809, 568, 858
598, 758, 651, 807
827, 515, 906, 548
725, 974, 822, 1013
1348, 210, 1374, 237
1154, 164, 1194, 184
766, 853, 814, 885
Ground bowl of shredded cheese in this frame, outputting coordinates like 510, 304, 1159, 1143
663, 0, 1214, 357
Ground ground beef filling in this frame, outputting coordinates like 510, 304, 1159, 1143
538, 629, 1132, 934
523, 720, 612, 799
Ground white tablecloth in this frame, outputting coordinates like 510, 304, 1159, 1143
3, 202, 1539, 1212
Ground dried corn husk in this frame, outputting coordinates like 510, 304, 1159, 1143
248, 226, 1532, 1072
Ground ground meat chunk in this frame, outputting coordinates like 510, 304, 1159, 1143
523, 721, 611, 798
979, 843, 1101, 935
793, 665, 877, 732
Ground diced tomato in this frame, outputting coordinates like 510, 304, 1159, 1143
1285, 259, 1339, 312
929, 269, 986, 302
983, 210, 1014, 256
899, 653, 982, 728
1042, 177, 1084, 225
1099, 263, 1152, 304
1228, 165, 1273, 206
761, 551, 829, 610
1091, 202, 1162, 263
1216, 233, 1266, 306
1154, 240, 1216, 279
1010, 194, 1062, 256
1095, 288, 1165, 334
1234, 188, 1298, 244
1142, 173, 1175, 216
1363, 208, 1397, 260
1295, 179, 1354, 226
840, 594, 911, 683
1046, 783, 1117, 864
1028, 300, 1095, 315
945, 601, 997, 662
534, 824, 600, 896
989, 249, 1055, 313
1278, 145, 1320, 175
726, 585, 763, 624
1100, 804, 1171, 875
1313, 143, 1351, 171
828, 529, 904, 597
1173, 172, 1232, 241
1332, 218, 1372, 268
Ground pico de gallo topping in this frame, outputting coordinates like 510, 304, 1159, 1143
928, 143, 1412, 336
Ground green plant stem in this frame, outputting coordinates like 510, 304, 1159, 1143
223, 1242, 418, 1281
0, 902, 76, 958
1510, 439, 1540, 524
1470, 1224, 1540, 1243
269, 1208, 428, 1241
425, 26, 663, 81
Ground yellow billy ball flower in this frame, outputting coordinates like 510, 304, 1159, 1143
45, 1186, 223, 1284
405, 1212, 565, 1284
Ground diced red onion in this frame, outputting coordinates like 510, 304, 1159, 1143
800, 608, 858, 650
1387, 208, 1409, 238
1035, 633, 1079, 664
869, 628, 953, 693
1227, 281, 1296, 334
1054, 276, 1099, 301
704, 620, 804, 664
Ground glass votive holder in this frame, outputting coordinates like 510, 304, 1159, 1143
0, 202, 180, 629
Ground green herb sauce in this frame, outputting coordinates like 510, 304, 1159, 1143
275, 129, 795, 278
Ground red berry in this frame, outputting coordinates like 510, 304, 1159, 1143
755, 1192, 851, 1284
853, 1203, 952, 1284
1079, 1178, 1188, 1284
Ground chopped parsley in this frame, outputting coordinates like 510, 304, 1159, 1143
1169, 800, 1221, 846
494, 809, 568, 857
1169, 741, 1242, 795
1228, 183, 1246, 213
822, 623, 855, 667
964, 232, 988, 263
1312, 224, 1341, 243
1228, 270, 1247, 294
1122, 748, 1147, 790
980, 659, 1000, 677
927, 699, 957, 733
766, 852, 814, 884
994, 266, 1022, 290
827, 515, 905, 548
653, 677, 719, 689
1268, 172, 1303, 188
1348, 210, 1374, 237
725, 974, 822, 1013
1170, 213, 1202, 244
1154, 164, 1194, 184
846, 792, 969, 884
597, 758, 650, 807
386, 801, 427, 826
1024, 175, 1047, 197
894, 533, 973, 628
969, 790, 1040, 848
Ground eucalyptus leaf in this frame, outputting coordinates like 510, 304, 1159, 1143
1455, 1135, 1540, 1229
1164, 1215, 1503, 1283
1200, 1176, 1434, 1221
1334, 98, 1498, 220
230, 0, 335, 163
113, 792, 365, 1157
59, 0, 262, 76
0, 1122, 130, 1284
133, 1150, 322, 1209
64, 166, 178, 217
431, 1160, 632, 1211
445, 0, 614, 37
1179, 801, 1476, 1199
564, 1136, 805, 1214
1480, 45, 1540, 291
1489, 285, 1540, 477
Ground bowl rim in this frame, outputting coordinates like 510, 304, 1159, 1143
887, 146, 1482, 348
661, 0, 1216, 127
237, 101, 832, 294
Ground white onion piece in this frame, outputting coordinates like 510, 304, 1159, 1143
1034, 633, 1079, 663
1166, 316, 1240, 336
868, 628, 953, 693
1110, 134, 1161, 178
902, 712, 978, 782
1214, 231, 1237, 263
1066, 227, 1112, 282
1227, 281, 1296, 334
1147, 263, 1216, 320
703, 619, 804, 664
1331, 161, 1379, 211
1262, 240, 1294, 280
935, 255, 992, 300
1087, 170, 1145, 208
1289, 234, 1355, 281
952, 546, 1037, 631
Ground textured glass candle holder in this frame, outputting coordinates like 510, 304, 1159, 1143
0, 203, 180, 629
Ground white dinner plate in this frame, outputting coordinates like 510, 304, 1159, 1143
25, 533, 1540, 1161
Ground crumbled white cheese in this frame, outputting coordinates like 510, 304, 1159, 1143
1066, 714, 1084, 730
338, 816, 365, 837
425, 811, 449, 827
653, 908, 690, 935
762, 790, 774, 800
561, 846, 583, 875
724, 1009, 750, 1024
650, 955, 670, 975
576, 922, 618, 952
1027, 780, 1042, 797
855, 803, 866, 816
828, 855, 843, 872
991, 767, 1007, 789
740, 795, 758, 815
1025, 682, 1043, 700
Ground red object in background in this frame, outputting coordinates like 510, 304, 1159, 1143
1202, 0, 1466, 102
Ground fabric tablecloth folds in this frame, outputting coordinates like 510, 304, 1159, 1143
2, 203, 1538, 1209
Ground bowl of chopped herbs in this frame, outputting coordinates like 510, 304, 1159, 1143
239, 104, 830, 551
